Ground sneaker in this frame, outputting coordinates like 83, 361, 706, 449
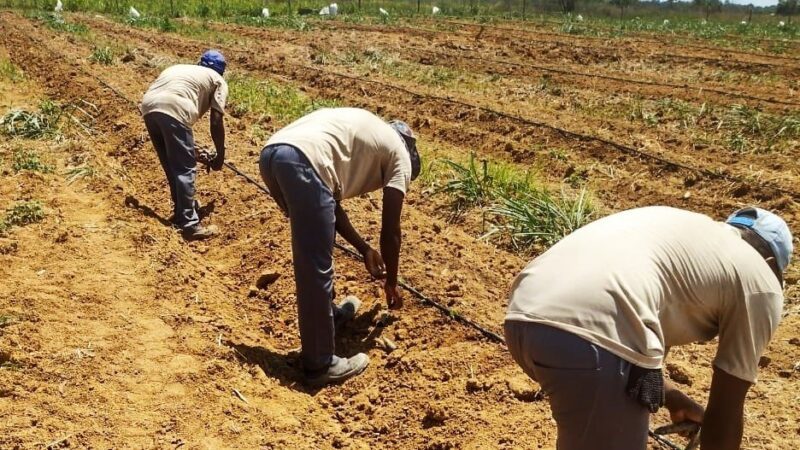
305, 353, 369, 387
333, 295, 361, 330
182, 224, 219, 241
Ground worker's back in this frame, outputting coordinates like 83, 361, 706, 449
141, 64, 227, 127
506, 206, 782, 382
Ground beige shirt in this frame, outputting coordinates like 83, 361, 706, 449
141, 64, 228, 127
265, 108, 412, 200
506, 206, 783, 383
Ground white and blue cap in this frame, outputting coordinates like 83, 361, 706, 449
726, 207, 793, 272
199, 49, 226, 76
389, 120, 421, 181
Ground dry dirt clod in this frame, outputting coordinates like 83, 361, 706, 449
422, 405, 449, 427
506, 376, 543, 402
376, 336, 397, 353
789, 337, 800, 346
666, 362, 692, 386
255, 271, 280, 290
758, 356, 772, 368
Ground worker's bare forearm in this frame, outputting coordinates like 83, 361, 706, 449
210, 112, 225, 156
334, 203, 370, 255
380, 187, 404, 286
700, 367, 749, 450
380, 228, 401, 286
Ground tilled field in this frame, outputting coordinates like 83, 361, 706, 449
0, 11, 798, 449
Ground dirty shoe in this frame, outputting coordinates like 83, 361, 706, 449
182, 223, 219, 241
334, 295, 361, 330
306, 353, 369, 387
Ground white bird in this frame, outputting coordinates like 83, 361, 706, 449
54, 0, 63, 12
261, 7, 270, 18
779, 21, 786, 27
329, 3, 338, 15
319, 5, 330, 15
129, 6, 141, 20
576, 14, 583, 22
663, 19, 669, 26
379, 7, 389, 16
741, 20, 747, 25
432, 6, 440, 15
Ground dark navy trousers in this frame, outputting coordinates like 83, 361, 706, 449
143, 112, 199, 229
259, 144, 340, 373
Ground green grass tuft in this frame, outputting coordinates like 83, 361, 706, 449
30, 12, 88, 34
0, 58, 23, 82
427, 153, 594, 251
228, 73, 340, 122
89, 46, 115, 65
65, 165, 96, 184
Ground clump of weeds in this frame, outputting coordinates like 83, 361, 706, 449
0, 58, 23, 82
89, 46, 115, 65
12, 149, 53, 173
428, 153, 594, 251
5, 201, 46, 228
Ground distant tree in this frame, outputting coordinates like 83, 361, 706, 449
777, 0, 798, 24
694, 0, 723, 20
610, 0, 635, 19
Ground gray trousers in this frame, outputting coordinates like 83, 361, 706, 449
143, 112, 199, 229
504, 321, 649, 450
259, 144, 344, 373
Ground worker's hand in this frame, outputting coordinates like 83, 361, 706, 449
665, 389, 705, 432
384, 282, 403, 310
210, 153, 224, 171
364, 247, 387, 279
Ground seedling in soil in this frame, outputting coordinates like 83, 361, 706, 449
89, 46, 115, 65
0, 58, 23, 82
5, 201, 46, 227
30, 12, 88, 34
12, 149, 53, 174
1, 110, 54, 139
65, 165, 96, 184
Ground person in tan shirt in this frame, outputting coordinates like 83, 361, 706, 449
140, 50, 228, 240
505, 206, 792, 450
259, 108, 420, 387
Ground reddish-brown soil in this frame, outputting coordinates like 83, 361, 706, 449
0, 11, 798, 450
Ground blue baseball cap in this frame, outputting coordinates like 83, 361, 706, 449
727, 207, 793, 272
389, 120, 421, 181
199, 49, 226, 75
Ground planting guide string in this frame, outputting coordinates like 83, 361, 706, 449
10, 18, 687, 450
68, 15, 800, 201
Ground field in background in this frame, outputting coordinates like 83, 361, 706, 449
0, 5, 799, 449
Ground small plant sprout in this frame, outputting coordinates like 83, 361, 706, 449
5, 201, 46, 227
65, 165, 95, 184
12, 149, 53, 173
89, 47, 115, 65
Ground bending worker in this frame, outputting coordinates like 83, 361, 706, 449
259, 107, 421, 387
140, 50, 228, 240
505, 206, 791, 450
